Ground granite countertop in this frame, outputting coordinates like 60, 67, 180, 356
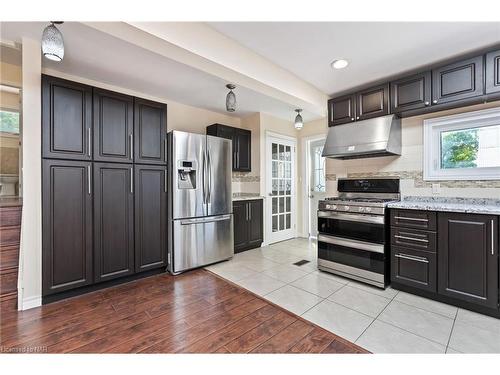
0, 197, 23, 208
232, 193, 265, 201
387, 196, 500, 215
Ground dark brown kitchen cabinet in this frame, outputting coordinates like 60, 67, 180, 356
391, 72, 431, 113
93, 163, 135, 282
391, 246, 436, 293
134, 165, 167, 272
432, 55, 484, 105
42, 75, 93, 161
437, 213, 498, 309
356, 84, 390, 121
134, 98, 168, 165
233, 199, 263, 253
328, 94, 356, 126
93, 88, 134, 163
42, 159, 93, 296
207, 124, 251, 172
486, 49, 500, 95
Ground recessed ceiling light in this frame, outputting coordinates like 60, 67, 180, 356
331, 59, 349, 70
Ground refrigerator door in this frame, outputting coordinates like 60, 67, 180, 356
170, 131, 206, 219
172, 214, 234, 274
206, 135, 232, 216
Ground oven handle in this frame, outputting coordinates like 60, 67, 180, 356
317, 234, 385, 254
318, 210, 384, 225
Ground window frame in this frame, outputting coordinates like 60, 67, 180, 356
423, 107, 500, 181
0, 107, 21, 137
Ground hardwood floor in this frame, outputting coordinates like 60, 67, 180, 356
0, 269, 368, 354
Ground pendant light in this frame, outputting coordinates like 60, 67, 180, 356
294, 109, 303, 130
41, 22, 65, 62
225, 84, 236, 112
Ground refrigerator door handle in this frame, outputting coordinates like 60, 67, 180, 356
202, 148, 206, 204
207, 147, 212, 203
180, 214, 231, 225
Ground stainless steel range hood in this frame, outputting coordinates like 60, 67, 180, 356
322, 115, 401, 159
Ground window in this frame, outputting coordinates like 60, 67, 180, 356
0, 110, 20, 135
424, 108, 500, 180
312, 144, 326, 192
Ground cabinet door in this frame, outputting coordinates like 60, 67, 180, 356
438, 213, 498, 308
93, 88, 134, 163
94, 163, 135, 282
328, 95, 356, 126
486, 49, 500, 94
233, 201, 249, 253
391, 246, 436, 293
391, 72, 431, 113
42, 159, 93, 295
356, 84, 390, 121
234, 129, 251, 172
42, 75, 92, 161
135, 165, 167, 272
134, 98, 168, 165
432, 56, 484, 105
247, 200, 263, 248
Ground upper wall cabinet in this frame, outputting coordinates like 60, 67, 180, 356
328, 94, 356, 126
206, 124, 251, 172
391, 72, 431, 113
42, 75, 93, 161
486, 49, 500, 94
134, 98, 168, 165
431, 55, 484, 105
93, 88, 134, 163
356, 84, 390, 121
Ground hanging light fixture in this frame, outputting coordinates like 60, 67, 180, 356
41, 22, 65, 62
294, 109, 303, 130
225, 84, 236, 112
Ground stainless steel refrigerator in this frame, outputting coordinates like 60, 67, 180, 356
167, 130, 234, 274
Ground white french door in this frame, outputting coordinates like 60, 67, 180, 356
266, 134, 296, 244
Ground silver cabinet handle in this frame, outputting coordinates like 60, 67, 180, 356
492, 220, 495, 256
249, 203, 252, 221
130, 167, 133, 194
245, 204, 249, 221
394, 216, 429, 222
395, 253, 429, 264
394, 234, 429, 243
164, 138, 167, 162
87, 128, 91, 157
164, 168, 167, 193
87, 165, 91, 195
129, 134, 133, 160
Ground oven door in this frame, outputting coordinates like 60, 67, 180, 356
318, 211, 385, 244
317, 234, 386, 287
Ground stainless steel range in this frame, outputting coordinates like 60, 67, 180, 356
317, 178, 400, 289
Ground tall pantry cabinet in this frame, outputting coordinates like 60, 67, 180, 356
42, 75, 168, 299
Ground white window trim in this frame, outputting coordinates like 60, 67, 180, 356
423, 107, 500, 181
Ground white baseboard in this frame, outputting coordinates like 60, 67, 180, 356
21, 295, 42, 311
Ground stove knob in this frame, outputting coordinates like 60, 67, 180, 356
358, 207, 365, 212
344, 205, 350, 211
325, 204, 331, 209
331, 205, 337, 210
365, 207, 372, 212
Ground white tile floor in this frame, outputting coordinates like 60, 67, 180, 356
205, 238, 500, 353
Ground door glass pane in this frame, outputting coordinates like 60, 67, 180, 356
312, 144, 326, 192
272, 179, 278, 195
279, 214, 284, 230
284, 163, 291, 178
285, 180, 291, 195
279, 180, 284, 195
272, 143, 278, 160
272, 161, 278, 178
286, 214, 291, 229
286, 197, 290, 212
279, 197, 284, 213
285, 145, 291, 161
272, 215, 278, 232
279, 144, 285, 160
272, 197, 278, 214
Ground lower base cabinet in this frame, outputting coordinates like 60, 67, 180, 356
233, 199, 263, 253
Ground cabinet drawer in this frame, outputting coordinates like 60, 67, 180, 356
391, 246, 436, 293
390, 209, 436, 230
391, 226, 436, 252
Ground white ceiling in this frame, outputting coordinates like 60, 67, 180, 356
208, 22, 500, 96
0, 22, 312, 121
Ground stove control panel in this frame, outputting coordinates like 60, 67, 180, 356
318, 201, 386, 216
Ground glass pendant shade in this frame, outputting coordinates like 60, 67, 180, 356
226, 84, 236, 112
42, 23, 64, 62
294, 109, 303, 130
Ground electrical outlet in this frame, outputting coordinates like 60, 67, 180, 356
432, 183, 441, 195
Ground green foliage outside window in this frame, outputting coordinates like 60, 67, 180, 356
0, 110, 20, 134
441, 129, 479, 169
